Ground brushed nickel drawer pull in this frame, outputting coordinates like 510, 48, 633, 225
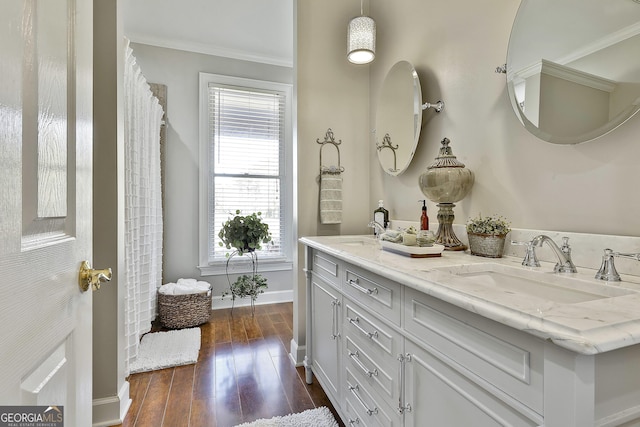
347, 278, 379, 296
398, 353, 412, 414
330, 299, 341, 340
348, 418, 360, 425
348, 384, 379, 416
347, 316, 379, 339
348, 351, 378, 378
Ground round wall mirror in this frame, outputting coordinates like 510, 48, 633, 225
375, 61, 423, 175
506, 0, 640, 144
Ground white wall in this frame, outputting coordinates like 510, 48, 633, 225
369, 0, 640, 238
129, 43, 295, 298
293, 0, 373, 361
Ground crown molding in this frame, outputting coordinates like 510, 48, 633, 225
510, 21, 640, 82
126, 32, 293, 68
555, 21, 640, 66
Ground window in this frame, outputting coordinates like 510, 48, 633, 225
198, 73, 293, 275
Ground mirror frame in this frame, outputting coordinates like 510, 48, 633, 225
375, 60, 423, 175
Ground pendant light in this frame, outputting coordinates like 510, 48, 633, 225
347, 0, 376, 64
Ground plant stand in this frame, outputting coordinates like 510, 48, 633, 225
224, 250, 267, 317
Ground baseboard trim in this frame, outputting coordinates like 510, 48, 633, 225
92, 381, 132, 427
212, 289, 293, 310
289, 339, 306, 367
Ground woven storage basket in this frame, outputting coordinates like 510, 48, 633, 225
158, 286, 212, 329
467, 232, 507, 258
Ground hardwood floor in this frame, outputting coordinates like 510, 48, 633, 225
112, 302, 343, 427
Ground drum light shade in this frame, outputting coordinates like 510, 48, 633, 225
347, 16, 376, 64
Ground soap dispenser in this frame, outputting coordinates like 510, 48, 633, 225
373, 200, 389, 231
419, 200, 429, 230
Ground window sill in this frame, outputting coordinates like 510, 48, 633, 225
198, 257, 293, 277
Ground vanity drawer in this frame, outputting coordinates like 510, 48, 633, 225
343, 267, 401, 326
345, 336, 398, 404
311, 250, 342, 290
343, 299, 400, 368
403, 287, 544, 415
345, 367, 401, 427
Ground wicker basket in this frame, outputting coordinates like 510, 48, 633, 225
158, 286, 212, 329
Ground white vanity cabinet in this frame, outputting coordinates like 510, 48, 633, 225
402, 287, 544, 427
306, 251, 343, 400
305, 246, 541, 426
302, 240, 640, 427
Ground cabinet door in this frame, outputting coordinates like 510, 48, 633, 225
404, 340, 540, 427
311, 275, 342, 398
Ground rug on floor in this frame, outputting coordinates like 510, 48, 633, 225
233, 407, 338, 427
129, 327, 201, 374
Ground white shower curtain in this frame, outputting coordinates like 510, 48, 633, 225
123, 38, 164, 376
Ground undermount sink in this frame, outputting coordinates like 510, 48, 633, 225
328, 236, 377, 246
431, 263, 634, 305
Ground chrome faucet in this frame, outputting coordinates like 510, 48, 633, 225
530, 235, 577, 273
595, 249, 640, 282
368, 220, 386, 236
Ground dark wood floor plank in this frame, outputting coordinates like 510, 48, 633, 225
212, 311, 231, 344
243, 316, 263, 340
163, 364, 195, 426
200, 322, 215, 347
133, 369, 173, 427
120, 372, 151, 427
193, 355, 216, 400
272, 354, 316, 414
110, 302, 342, 427
229, 315, 248, 344
212, 341, 242, 426
190, 397, 216, 427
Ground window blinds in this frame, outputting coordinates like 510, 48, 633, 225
208, 85, 285, 260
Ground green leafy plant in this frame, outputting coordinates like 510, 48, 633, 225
222, 273, 268, 301
466, 214, 511, 236
218, 210, 273, 315
218, 210, 272, 255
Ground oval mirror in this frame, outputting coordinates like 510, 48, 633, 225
375, 61, 422, 175
506, 0, 640, 144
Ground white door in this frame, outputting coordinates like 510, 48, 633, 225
0, 1, 94, 426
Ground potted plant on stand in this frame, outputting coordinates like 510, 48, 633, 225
219, 210, 272, 316
466, 214, 511, 258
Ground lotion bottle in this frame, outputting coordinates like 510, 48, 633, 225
373, 200, 389, 232
419, 200, 429, 230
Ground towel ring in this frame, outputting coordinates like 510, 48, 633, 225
317, 128, 345, 173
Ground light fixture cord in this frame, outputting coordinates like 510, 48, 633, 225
360, 0, 363, 16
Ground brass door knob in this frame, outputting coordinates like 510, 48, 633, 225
79, 261, 112, 292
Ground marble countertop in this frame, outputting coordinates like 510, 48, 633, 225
300, 235, 640, 355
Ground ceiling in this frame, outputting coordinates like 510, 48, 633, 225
122, 0, 294, 67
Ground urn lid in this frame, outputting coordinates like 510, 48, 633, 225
428, 137, 466, 169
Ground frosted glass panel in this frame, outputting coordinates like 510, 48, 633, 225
36, 0, 68, 218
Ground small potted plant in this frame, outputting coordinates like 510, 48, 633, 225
218, 210, 272, 315
466, 214, 511, 258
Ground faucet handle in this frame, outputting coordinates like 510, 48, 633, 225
511, 240, 541, 267
596, 249, 640, 282
596, 249, 621, 282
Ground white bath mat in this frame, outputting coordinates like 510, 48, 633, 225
233, 407, 338, 427
129, 327, 201, 374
